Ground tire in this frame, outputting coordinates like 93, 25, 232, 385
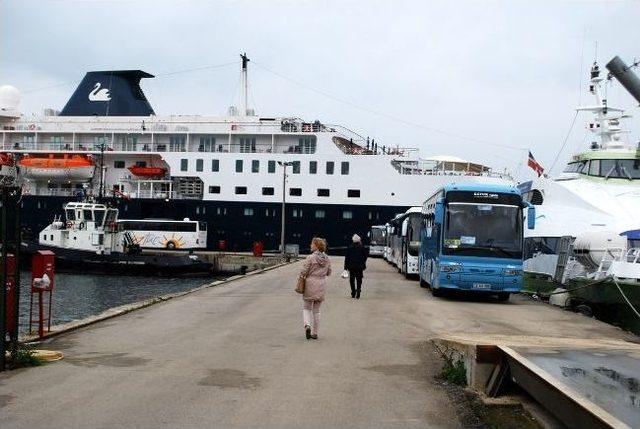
496, 292, 510, 302
419, 277, 429, 288
431, 287, 444, 297
166, 241, 177, 250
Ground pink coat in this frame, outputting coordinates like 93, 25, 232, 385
300, 251, 332, 301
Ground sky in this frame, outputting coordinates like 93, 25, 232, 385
1, 0, 640, 177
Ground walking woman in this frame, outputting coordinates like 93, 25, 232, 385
300, 237, 332, 340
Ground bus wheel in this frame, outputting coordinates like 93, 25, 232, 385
166, 241, 177, 250
496, 293, 510, 302
419, 278, 429, 288
431, 287, 444, 297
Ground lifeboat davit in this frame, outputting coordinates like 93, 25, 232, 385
0, 153, 17, 184
18, 154, 95, 181
127, 165, 166, 178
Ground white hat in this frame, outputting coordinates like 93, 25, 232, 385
352, 234, 361, 243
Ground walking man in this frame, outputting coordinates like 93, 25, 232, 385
344, 234, 368, 299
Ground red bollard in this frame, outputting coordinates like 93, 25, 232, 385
29, 250, 55, 338
218, 240, 226, 251
252, 241, 264, 257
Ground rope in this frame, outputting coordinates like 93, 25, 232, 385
549, 110, 579, 173
613, 280, 640, 320
251, 60, 527, 152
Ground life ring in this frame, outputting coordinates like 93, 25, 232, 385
65, 221, 73, 229
28, 124, 36, 131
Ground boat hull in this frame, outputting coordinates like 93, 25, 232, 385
23, 241, 213, 276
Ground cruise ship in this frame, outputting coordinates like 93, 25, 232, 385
0, 55, 512, 252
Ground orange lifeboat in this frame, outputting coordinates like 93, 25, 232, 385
127, 165, 166, 178
0, 152, 14, 166
18, 154, 95, 181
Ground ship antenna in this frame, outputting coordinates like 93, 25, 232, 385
240, 53, 250, 116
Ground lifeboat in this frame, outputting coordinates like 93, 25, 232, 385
127, 165, 166, 178
18, 154, 95, 181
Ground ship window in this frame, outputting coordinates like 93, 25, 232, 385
209, 186, 221, 194
51, 235, 54, 241
236, 160, 243, 173
135, 161, 147, 167
268, 160, 276, 173
600, 159, 640, 179
240, 138, 256, 153
588, 159, 600, 176
66, 209, 75, 221
298, 138, 316, 154
94, 209, 105, 225
290, 188, 302, 196
252, 160, 259, 173
317, 188, 330, 197
342, 210, 353, 219
315, 210, 325, 219
262, 187, 274, 195
292, 161, 301, 174
169, 136, 186, 152
83, 210, 93, 221
244, 208, 254, 216
293, 209, 303, 218
180, 159, 188, 171
199, 137, 216, 152
326, 161, 334, 175
211, 159, 219, 172
114, 161, 125, 169
309, 161, 317, 174
347, 189, 360, 198
235, 186, 247, 195
196, 159, 204, 172
341, 162, 350, 175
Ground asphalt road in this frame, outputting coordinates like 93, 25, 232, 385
0, 257, 635, 429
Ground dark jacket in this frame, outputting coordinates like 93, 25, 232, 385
344, 243, 368, 271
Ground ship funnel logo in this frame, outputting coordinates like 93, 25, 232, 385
88, 82, 111, 102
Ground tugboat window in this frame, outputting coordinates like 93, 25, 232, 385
83, 210, 93, 221
66, 209, 75, 220
290, 188, 302, 196
326, 162, 334, 175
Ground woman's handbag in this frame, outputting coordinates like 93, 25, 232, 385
341, 270, 349, 279
295, 275, 306, 294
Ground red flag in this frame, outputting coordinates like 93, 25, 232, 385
528, 151, 544, 177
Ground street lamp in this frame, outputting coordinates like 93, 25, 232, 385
277, 161, 294, 257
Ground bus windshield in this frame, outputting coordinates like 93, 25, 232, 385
443, 203, 522, 258
371, 228, 385, 244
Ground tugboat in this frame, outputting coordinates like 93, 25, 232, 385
24, 201, 213, 276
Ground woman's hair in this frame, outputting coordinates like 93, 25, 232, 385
312, 237, 327, 252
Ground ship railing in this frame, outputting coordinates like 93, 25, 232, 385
24, 188, 82, 197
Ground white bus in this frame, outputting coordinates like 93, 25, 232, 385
118, 218, 207, 250
399, 207, 422, 278
368, 225, 386, 257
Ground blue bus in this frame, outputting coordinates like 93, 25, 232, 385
418, 183, 535, 301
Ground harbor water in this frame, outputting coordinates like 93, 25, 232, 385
17, 271, 221, 333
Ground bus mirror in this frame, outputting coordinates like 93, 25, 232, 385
527, 206, 536, 230
434, 201, 444, 223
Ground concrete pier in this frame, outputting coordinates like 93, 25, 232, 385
1, 257, 636, 429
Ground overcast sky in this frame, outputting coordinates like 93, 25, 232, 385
2, 0, 640, 177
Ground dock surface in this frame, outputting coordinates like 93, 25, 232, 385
1, 257, 636, 429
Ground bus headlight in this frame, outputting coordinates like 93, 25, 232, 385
504, 268, 522, 276
441, 263, 461, 273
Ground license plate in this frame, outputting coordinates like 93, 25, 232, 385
472, 283, 492, 290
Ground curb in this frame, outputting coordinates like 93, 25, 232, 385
21, 259, 299, 344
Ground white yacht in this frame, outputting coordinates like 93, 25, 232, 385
522, 56, 640, 277
0, 55, 512, 252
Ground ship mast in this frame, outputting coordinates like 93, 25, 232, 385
240, 53, 249, 116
